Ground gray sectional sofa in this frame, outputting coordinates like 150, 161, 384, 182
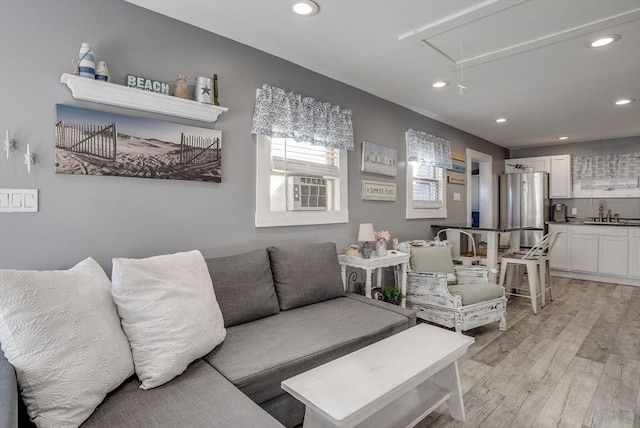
1, 242, 416, 428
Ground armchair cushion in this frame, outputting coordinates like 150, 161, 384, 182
409, 246, 457, 285
448, 283, 505, 306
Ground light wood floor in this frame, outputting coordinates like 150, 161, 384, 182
417, 277, 640, 428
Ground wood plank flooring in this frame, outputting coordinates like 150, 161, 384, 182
416, 277, 640, 428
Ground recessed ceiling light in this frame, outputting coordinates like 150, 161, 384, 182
587, 34, 621, 48
615, 98, 636, 105
495, 118, 507, 123
290, 0, 319, 16
432, 81, 449, 88
558, 136, 569, 140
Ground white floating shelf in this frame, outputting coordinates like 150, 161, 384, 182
60, 73, 228, 123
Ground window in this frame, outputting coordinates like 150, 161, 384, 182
255, 136, 348, 227
411, 163, 444, 208
251, 84, 354, 227
406, 162, 447, 218
405, 129, 451, 219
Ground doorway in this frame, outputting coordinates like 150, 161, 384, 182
466, 149, 493, 228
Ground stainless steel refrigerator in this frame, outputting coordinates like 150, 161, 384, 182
499, 172, 549, 247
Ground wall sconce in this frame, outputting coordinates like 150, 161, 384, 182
3, 130, 15, 160
24, 144, 35, 174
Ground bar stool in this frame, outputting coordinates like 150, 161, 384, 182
436, 229, 481, 266
498, 232, 560, 314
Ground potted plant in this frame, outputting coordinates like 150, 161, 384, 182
381, 286, 405, 306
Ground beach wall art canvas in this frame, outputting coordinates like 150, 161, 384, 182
361, 141, 398, 177
55, 104, 223, 182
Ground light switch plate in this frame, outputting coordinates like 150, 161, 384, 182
453, 192, 461, 201
571, 207, 578, 215
0, 189, 38, 212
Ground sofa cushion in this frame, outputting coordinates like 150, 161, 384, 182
111, 250, 226, 390
267, 242, 345, 310
0, 343, 19, 428
410, 246, 457, 284
206, 249, 280, 327
0, 258, 135, 428
204, 295, 412, 404
81, 359, 284, 428
448, 283, 505, 306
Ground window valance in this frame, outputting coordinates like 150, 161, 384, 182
406, 129, 453, 169
572, 153, 640, 179
250, 84, 354, 151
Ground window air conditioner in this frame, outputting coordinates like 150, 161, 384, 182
287, 176, 328, 211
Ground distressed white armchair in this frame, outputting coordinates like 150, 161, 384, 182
398, 242, 507, 333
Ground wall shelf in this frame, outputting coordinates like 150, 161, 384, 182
60, 73, 228, 123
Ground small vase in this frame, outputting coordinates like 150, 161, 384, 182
77, 43, 95, 79
361, 242, 373, 259
375, 240, 387, 257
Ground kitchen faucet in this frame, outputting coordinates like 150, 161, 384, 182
598, 200, 604, 222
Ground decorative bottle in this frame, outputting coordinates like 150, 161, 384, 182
174, 74, 189, 99
213, 74, 220, 106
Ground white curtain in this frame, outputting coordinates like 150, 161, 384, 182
572, 153, 640, 179
406, 129, 453, 169
250, 84, 354, 151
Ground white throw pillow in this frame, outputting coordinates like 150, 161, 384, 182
0, 258, 135, 428
111, 250, 226, 389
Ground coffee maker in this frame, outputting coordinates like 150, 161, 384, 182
553, 203, 567, 222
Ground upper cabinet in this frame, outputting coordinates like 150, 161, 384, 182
504, 154, 571, 198
549, 155, 572, 198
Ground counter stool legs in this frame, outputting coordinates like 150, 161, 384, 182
499, 259, 541, 315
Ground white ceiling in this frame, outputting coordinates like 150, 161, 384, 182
125, 0, 640, 149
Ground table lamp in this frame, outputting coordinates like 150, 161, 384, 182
358, 223, 375, 259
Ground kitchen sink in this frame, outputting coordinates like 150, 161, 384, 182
582, 221, 628, 225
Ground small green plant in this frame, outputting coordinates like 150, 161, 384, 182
381, 286, 405, 305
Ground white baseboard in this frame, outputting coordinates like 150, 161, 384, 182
550, 270, 639, 287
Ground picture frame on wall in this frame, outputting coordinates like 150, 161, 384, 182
362, 180, 397, 201
361, 141, 398, 177
54, 104, 223, 183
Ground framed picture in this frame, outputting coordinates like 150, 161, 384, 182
448, 175, 466, 184
361, 141, 398, 177
362, 180, 397, 201
55, 104, 222, 183
447, 163, 466, 174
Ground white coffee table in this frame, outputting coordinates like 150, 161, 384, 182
281, 324, 474, 428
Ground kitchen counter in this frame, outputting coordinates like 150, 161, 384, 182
546, 220, 640, 227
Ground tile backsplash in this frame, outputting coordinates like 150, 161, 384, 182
552, 198, 640, 220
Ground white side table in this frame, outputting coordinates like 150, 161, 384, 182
338, 250, 410, 308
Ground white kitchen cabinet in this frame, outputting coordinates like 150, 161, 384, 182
504, 157, 549, 174
570, 234, 599, 273
630, 229, 640, 279
599, 236, 629, 276
504, 154, 571, 198
549, 155, 571, 198
550, 223, 637, 286
548, 224, 569, 270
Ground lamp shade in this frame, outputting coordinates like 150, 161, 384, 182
357, 223, 375, 242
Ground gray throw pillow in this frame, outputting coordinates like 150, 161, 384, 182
267, 242, 345, 310
206, 249, 280, 327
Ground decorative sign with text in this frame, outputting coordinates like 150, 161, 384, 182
126, 74, 170, 95
362, 180, 397, 201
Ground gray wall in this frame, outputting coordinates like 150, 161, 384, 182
0, 0, 507, 271
509, 136, 640, 219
